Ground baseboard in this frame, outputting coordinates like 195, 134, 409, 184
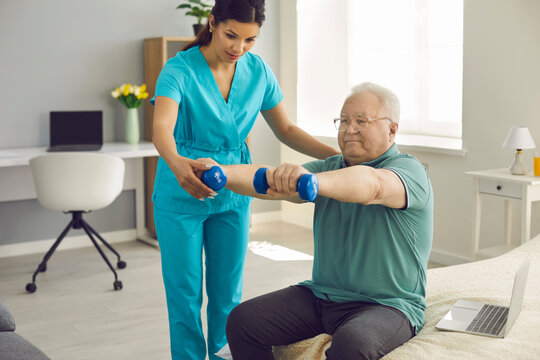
281, 216, 312, 230
0, 229, 137, 258
251, 211, 282, 225
429, 248, 472, 266
3, 211, 285, 258
270, 221, 472, 267
1, 218, 473, 267
281, 205, 472, 266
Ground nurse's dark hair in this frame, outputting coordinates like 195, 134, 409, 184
182, 0, 265, 51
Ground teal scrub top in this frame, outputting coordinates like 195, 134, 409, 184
301, 144, 433, 333
151, 45, 283, 214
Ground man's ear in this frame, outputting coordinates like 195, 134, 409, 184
389, 122, 398, 141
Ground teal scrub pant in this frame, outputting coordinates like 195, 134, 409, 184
154, 204, 250, 360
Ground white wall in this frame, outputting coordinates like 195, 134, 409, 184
279, 0, 540, 264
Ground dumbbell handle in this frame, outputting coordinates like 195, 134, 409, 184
253, 167, 319, 202
201, 166, 227, 191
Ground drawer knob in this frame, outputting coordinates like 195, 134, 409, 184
497, 185, 502, 190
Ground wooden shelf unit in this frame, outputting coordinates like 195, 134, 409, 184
143, 37, 194, 237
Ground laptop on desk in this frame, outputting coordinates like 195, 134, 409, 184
435, 256, 530, 338
47, 111, 103, 151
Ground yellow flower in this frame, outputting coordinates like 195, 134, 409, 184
113, 83, 147, 107
136, 91, 149, 100
111, 89, 121, 98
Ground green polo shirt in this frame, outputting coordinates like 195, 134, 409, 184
300, 144, 433, 333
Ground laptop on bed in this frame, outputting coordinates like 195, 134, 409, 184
435, 256, 530, 338
47, 111, 103, 151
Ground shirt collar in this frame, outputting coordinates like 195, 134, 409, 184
340, 143, 399, 168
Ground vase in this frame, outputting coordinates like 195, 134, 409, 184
193, 23, 204, 36
126, 108, 140, 144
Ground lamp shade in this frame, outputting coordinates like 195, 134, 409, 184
502, 126, 536, 149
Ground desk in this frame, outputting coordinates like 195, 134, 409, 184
0, 142, 159, 247
466, 168, 540, 259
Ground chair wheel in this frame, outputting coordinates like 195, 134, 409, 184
113, 280, 123, 291
26, 283, 37, 293
117, 260, 127, 269
39, 264, 47, 272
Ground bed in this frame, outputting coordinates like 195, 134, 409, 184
273, 235, 540, 359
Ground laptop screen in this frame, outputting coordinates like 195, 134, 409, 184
49, 111, 103, 146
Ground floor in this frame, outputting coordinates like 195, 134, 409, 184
0, 221, 442, 360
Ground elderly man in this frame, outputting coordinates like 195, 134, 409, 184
203, 82, 433, 360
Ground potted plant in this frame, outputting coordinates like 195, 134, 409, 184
177, 0, 214, 36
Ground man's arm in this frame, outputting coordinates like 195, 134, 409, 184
204, 162, 304, 203
255, 162, 405, 209
263, 162, 406, 209
199, 159, 406, 208
316, 166, 406, 209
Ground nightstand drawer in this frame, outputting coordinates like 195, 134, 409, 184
479, 179, 522, 198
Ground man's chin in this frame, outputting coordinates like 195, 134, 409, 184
342, 152, 367, 166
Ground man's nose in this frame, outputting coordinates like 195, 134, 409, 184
345, 122, 361, 134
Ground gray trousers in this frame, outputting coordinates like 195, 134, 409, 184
226, 285, 414, 360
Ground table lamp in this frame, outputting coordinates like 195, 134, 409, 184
502, 125, 536, 175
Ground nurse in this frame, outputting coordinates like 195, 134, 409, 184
151, 0, 339, 359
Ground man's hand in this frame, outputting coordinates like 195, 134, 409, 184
266, 163, 309, 196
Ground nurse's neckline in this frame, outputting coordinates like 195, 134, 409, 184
196, 45, 239, 105
199, 44, 238, 72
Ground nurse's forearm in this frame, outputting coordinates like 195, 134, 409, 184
152, 96, 184, 164
153, 124, 181, 164
280, 125, 339, 160
261, 102, 339, 160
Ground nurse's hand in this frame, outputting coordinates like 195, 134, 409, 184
170, 156, 216, 201
196, 158, 219, 168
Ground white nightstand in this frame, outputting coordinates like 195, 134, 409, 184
466, 168, 540, 260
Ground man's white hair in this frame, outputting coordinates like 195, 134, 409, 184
347, 82, 400, 123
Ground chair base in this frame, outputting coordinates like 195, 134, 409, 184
25, 211, 126, 293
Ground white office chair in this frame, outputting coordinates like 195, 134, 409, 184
26, 152, 126, 293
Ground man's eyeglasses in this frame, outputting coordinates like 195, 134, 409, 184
333, 115, 392, 132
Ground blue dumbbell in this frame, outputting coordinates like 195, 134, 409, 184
202, 166, 227, 191
253, 167, 319, 202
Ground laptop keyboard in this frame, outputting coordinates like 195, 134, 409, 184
466, 304, 509, 336
48, 144, 101, 152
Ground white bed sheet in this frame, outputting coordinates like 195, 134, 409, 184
274, 236, 540, 360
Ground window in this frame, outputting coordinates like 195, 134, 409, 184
296, 0, 464, 139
